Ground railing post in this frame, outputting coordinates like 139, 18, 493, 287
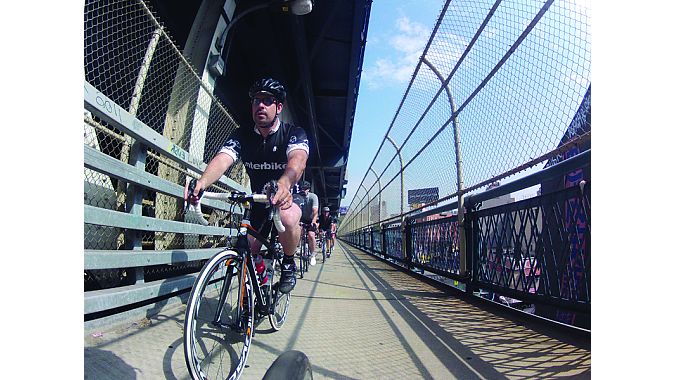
124, 141, 147, 284
386, 136, 404, 217
368, 167, 382, 222
421, 56, 467, 278
121, 27, 162, 284
381, 223, 387, 258
403, 216, 413, 269
463, 196, 477, 294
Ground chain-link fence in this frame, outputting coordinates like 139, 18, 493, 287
338, 0, 591, 328
84, 0, 247, 291
339, 0, 591, 234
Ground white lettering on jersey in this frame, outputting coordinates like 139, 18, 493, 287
244, 162, 288, 170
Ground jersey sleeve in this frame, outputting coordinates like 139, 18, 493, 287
286, 125, 310, 156
310, 193, 319, 209
218, 129, 242, 162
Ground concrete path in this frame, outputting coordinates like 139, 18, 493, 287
84, 241, 591, 379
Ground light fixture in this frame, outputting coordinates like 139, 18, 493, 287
209, 0, 314, 78
287, 0, 313, 15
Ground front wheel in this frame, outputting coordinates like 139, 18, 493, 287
268, 255, 291, 331
184, 250, 254, 380
262, 350, 313, 380
298, 245, 305, 279
321, 238, 326, 262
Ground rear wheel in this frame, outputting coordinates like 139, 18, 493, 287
184, 251, 254, 380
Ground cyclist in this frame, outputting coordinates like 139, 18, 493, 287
186, 77, 309, 294
329, 211, 337, 252
298, 181, 319, 257
318, 206, 334, 256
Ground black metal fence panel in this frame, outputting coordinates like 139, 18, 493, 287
410, 216, 461, 275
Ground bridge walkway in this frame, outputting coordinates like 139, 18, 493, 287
84, 241, 590, 379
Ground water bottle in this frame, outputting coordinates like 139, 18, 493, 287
255, 254, 268, 285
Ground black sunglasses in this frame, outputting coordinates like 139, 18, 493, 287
252, 97, 276, 107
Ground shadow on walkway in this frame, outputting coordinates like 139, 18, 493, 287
340, 242, 591, 379
85, 348, 137, 379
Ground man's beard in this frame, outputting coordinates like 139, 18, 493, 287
257, 114, 277, 128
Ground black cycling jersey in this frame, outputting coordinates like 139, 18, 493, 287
219, 121, 309, 193
318, 214, 336, 231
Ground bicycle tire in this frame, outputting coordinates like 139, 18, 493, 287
268, 254, 291, 331
298, 243, 305, 279
321, 237, 326, 262
303, 243, 310, 273
262, 350, 313, 380
184, 250, 254, 380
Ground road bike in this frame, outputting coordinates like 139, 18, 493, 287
320, 230, 332, 262
297, 222, 314, 277
183, 180, 291, 380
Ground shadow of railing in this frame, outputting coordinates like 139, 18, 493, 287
340, 242, 590, 379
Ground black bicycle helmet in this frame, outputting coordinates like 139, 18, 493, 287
249, 77, 286, 104
322, 206, 330, 212
301, 180, 311, 190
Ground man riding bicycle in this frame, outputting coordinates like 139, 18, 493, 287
298, 181, 319, 257
318, 206, 336, 255
185, 77, 309, 294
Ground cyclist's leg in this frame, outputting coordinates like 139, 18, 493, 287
308, 229, 316, 253
277, 198, 302, 293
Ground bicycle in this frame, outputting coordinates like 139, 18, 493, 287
321, 230, 333, 262
183, 180, 292, 380
318, 230, 327, 262
328, 230, 334, 257
297, 222, 314, 277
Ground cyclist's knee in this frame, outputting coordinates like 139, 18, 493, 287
278, 204, 301, 227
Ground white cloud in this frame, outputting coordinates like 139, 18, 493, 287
392, 17, 428, 52
363, 16, 430, 89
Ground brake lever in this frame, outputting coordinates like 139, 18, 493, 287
264, 181, 285, 233
187, 178, 205, 206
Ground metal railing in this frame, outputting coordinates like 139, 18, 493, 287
84, 0, 247, 325
342, 150, 590, 327
339, 0, 591, 328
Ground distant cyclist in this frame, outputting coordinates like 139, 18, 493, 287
298, 181, 319, 256
318, 206, 335, 255
186, 77, 309, 294
329, 212, 337, 251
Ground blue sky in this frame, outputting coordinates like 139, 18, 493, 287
343, 0, 444, 207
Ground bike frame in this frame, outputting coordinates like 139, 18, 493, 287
214, 204, 280, 326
